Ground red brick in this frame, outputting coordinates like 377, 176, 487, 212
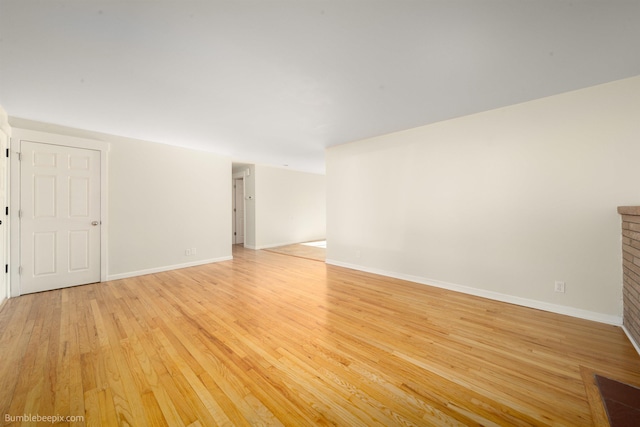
622, 214, 640, 224
623, 229, 640, 241
623, 243, 640, 259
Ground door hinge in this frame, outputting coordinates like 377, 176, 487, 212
18, 266, 23, 275
18, 209, 22, 218
16, 152, 21, 161
5, 148, 8, 158
4, 264, 7, 274
4, 207, 7, 216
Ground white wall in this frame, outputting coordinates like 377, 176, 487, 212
251, 164, 326, 249
327, 76, 640, 324
108, 137, 232, 278
7, 119, 232, 281
243, 165, 257, 249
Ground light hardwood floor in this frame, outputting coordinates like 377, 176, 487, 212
1, 246, 639, 426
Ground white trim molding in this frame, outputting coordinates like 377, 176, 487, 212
325, 259, 623, 326
107, 256, 233, 281
623, 325, 640, 357
0, 106, 10, 306
0, 106, 11, 137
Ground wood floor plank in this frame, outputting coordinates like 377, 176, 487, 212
7, 293, 54, 419
154, 326, 235, 426
67, 289, 87, 427
0, 296, 36, 417
1, 245, 640, 425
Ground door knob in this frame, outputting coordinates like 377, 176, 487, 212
91, 221, 100, 226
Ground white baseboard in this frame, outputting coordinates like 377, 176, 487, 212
623, 325, 640, 357
326, 259, 623, 326
107, 256, 233, 281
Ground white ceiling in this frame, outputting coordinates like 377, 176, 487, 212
1, 1, 639, 174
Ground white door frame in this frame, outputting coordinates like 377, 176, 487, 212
10, 128, 109, 296
0, 109, 10, 304
232, 178, 237, 243
232, 171, 246, 246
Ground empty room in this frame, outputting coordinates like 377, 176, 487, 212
1, 1, 640, 426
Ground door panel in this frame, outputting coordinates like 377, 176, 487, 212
33, 232, 56, 275
69, 177, 89, 216
34, 175, 57, 217
21, 141, 101, 294
69, 230, 90, 271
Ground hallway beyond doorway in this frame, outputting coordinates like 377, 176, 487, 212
263, 240, 326, 262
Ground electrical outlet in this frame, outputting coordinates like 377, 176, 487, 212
185, 249, 191, 256
554, 281, 565, 293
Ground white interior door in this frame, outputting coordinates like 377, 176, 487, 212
234, 178, 244, 244
20, 141, 101, 294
